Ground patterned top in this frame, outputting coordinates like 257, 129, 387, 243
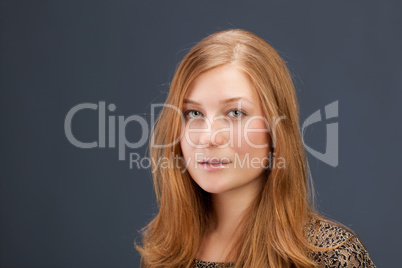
192, 220, 376, 268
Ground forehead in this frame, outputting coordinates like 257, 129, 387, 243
184, 65, 260, 106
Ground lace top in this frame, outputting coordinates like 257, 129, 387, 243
192, 220, 376, 268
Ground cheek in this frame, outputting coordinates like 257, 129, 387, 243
180, 125, 200, 150
179, 138, 189, 157
235, 119, 270, 152
180, 131, 195, 165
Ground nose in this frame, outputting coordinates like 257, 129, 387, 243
198, 116, 229, 148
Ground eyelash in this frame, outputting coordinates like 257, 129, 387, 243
183, 109, 247, 119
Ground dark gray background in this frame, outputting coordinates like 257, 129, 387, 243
1, 0, 400, 267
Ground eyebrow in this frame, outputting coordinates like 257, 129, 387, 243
183, 97, 254, 105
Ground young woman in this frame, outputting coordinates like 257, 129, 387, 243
136, 29, 376, 267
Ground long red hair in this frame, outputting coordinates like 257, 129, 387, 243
136, 29, 330, 267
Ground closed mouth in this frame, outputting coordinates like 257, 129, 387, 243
199, 161, 230, 164
197, 157, 231, 166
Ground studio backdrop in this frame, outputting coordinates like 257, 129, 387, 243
1, 1, 401, 267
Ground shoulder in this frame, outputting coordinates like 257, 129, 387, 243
307, 219, 376, 268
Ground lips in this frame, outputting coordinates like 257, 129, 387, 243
198, 160, 230, 171
198, 157, 231, 164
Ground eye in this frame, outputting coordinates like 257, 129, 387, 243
228, 109, 247, 118
184, 110, 203, 118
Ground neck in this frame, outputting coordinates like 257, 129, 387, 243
196, 176, 266, 262
209, 177, 264, 238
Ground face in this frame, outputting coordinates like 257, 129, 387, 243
179, 64, 270, 196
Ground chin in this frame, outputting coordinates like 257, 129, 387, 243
196, 180, 231, 194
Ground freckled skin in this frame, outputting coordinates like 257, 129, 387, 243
180, 65, 270, 196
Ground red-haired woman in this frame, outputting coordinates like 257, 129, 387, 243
136, 29, 376, 268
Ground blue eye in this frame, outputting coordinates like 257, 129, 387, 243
184, 110, 202, 118
228, 109, 246, 117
